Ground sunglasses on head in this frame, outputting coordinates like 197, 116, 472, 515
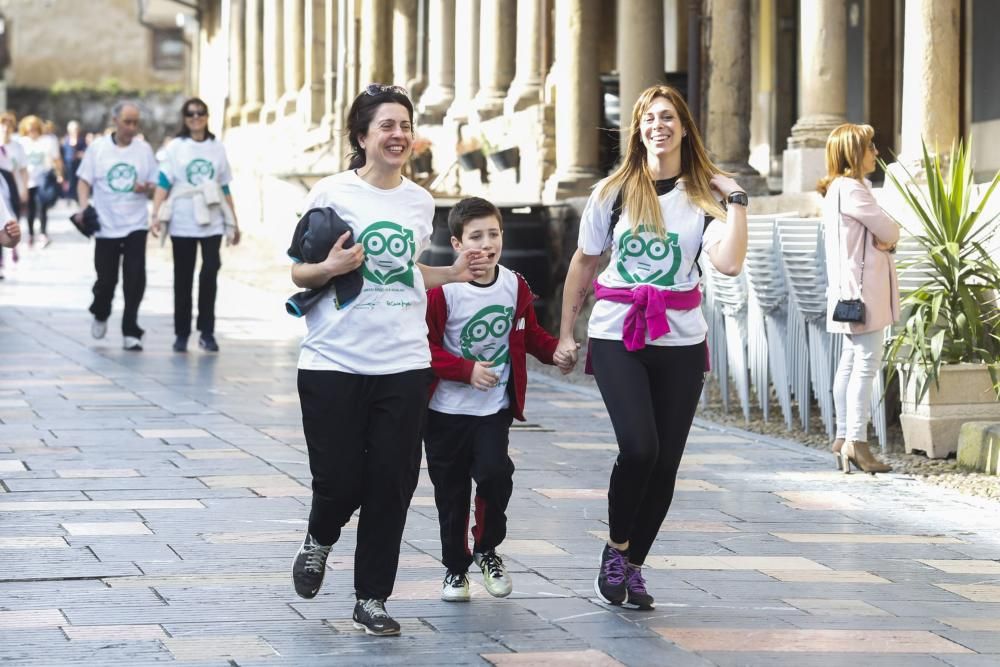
184, 109, 207, 118
364, 83, 408, 97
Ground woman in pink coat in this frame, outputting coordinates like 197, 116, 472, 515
818, 123, 900, 474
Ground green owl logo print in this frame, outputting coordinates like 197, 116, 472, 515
460, 305, 514, 364
185, 158, 215, 186
358, 221, 416, 287
616, 228, 682, 287
107, 162, 138, 193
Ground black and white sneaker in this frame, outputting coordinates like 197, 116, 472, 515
624, 563, 655, 610
474, 550, 512, 598
441, 570, 471, 602
291, 533, 331, 599
594, 543, 629, 605
352, 598, 401, 636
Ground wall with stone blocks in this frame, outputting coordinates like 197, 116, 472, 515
0, 0, 184, 92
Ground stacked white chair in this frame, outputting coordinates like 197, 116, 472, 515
743, 213, 796, 429
703, 262, 751, 422
775, 217, 838, 438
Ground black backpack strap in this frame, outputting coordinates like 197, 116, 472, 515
692, 209, 717, 277
605, 190, 624, 250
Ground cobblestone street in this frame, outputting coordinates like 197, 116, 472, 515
1, 213, 999, 666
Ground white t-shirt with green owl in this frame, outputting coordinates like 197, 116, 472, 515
76, 135, 158, 239
158, 137, 232, 238
297, 169, 434, 375
578, 178, 725, 346
429, 265, 518, 416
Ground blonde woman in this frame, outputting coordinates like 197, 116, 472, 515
557, 84, 748, 610
17, 115, 63, 247
818, 123, 900, 474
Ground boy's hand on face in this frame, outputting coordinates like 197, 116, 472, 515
470, 361, 499, 391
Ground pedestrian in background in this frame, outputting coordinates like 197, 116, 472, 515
556, 84, 749, 610
61, 120, 87, 202
77, 101, 157, 351
287, 83, 487, 637
18, 115, 63, 247
818, 123, 899, 474
151, 97, 240, 353
0, 112, 27, 276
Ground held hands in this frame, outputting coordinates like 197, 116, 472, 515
323, 231, 364, 277
554, 337, 581, 375
150, 219, 161, 238
470, 361, 499, 391
450, 248, 489, 282
709, 174, 742, 199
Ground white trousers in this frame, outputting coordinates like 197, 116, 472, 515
833, 329, 884, 442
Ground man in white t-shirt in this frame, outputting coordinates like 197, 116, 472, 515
76, 101, 157, 351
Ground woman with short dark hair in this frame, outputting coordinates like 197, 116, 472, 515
288, 84, 488, 636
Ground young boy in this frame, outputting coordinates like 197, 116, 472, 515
425, 197, 575, 601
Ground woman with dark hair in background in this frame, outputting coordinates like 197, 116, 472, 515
287, 84, 487, 636
151, 97, 240, 353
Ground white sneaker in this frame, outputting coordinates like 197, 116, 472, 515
91, 318, 107, 339
441, 570, 470, 602
123, 336, 143, 351
474, 550, 513, 598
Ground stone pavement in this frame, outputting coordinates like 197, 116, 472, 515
1, 211, 999, 666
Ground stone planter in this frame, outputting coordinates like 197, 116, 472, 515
900, 363, 1000, 458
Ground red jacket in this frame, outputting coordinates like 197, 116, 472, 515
426, 272, 558, 421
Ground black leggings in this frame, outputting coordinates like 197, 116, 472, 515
590, 338, 706, 565
26, 187, 48, 237
90, 230, 147, 338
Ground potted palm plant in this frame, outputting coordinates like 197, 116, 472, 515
881, 139, 1000, 458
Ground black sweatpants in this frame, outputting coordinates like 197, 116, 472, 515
590, 338, 706, 566
26, 186, 48, 237
298, 367, 430, 601
89, 230, 147, 338
170, 235, 222, 337
424, 408, 515, 573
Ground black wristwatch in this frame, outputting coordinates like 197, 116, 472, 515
727, 191, 749, 207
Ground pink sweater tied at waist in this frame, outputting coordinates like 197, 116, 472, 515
592, 281, 702, 351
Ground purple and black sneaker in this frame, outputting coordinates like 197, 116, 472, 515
594, 543, 628, 605
624, 563, 655, 610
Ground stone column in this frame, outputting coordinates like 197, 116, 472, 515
418, 0, 455, 122
704, 0, 766, 194
503, 0, 543, 114
332, 0, 356, 170
445, 0, 479, 122
322, 0, 337, 127
261, 0, 285, 122
226, 0, 246, 127
360, 0, 394, 85
617, 0, 663, 134
299, 0, 326, 126
280, 0, 305, 116
241, 0, 264, 123
782, 0, 846, 192
473, 0, 516, 120
393, 0, 418, 89
542, 0, 602, 201
900, 0, 959, 161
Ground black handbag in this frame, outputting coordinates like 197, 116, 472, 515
831, 189, 866, 324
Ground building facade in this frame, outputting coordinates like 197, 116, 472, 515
190, 0, 1000, 238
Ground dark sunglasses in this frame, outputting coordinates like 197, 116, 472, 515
184, 109, 208, 118
364, 83, 408, 97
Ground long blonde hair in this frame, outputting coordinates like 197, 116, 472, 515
598, 85, 726, 236
817, 123, 874, 195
